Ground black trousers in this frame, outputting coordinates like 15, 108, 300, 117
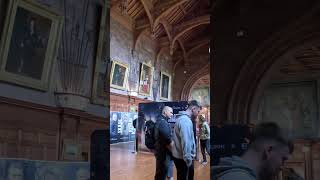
173, 156, 194, 180
155, 152, 171, 180
200, 139, 209, 162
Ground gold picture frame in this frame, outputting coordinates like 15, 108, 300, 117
0, 0, 63, 91
92, 1, 109, 105
160, 71, 171, 100
139, 63, 153, 96
110, 60, 129, 90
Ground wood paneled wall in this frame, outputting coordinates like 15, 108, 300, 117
110, 93, 151, 112
0, 96, 106, 161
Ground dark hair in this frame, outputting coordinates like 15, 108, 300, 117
187, 100, 202, 110
250, 122, 293, 153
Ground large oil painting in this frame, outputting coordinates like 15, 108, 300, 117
139, 63, 153, 96
110, 61, 128, 90
0, 0, 63, 90
160, 72, 171, 100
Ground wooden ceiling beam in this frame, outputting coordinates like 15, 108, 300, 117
170, 14, 210, 55
133, 28, 149, 51
161, 20, 173, 41
127, 0, 137, 11
135, 17, 150, 29
178, 39, 187, 62
179, 5, 186, 15
158, 37, 170, 47
128, 1, 141, 15
139, 0, 154, 30
131, 5, 144, 19
186, 39, 210, 58
185, 37, 209, 49
153, 0, 188, 33
174, 14, 210, 32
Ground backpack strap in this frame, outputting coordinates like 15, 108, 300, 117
154, 120, 160, 141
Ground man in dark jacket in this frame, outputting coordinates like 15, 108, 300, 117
154, 106, 174, 180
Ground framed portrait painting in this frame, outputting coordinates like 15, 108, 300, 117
110, 61, 128, 90
160, 72, 171, 100
0, 0, 63, 90
139, 63, 153, 96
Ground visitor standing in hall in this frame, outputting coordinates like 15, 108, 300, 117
199, 115, 210, 165
172, 100, 201, 180
154, 106, 174, 180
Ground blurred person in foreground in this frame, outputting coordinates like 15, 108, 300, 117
212, 122, 293, 180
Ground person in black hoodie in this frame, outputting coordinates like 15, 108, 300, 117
211, 122, 293, 180
154, 106, 174, 180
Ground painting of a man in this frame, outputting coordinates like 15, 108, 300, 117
5, 7, 51, 80
111, 63, 127, 88
139, 64, 152, 95
161, 73, 170, 99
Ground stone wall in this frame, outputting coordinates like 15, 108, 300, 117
110, 13, 175, 106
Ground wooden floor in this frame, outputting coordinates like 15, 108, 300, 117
110, 142, 210, 180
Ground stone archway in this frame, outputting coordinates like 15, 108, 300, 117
227, 7, 320, 124
180, 63, 210, 101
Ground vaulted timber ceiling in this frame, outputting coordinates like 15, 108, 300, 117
110, 0, 211, 65
277, 44, 320, 76
192, 74, 210, 89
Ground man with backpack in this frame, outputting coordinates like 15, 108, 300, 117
145, 106, 173, 180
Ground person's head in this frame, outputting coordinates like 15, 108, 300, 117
162, 106, 173, 119
7, 162, 23, 180
246, 122, 293, 180
187, 100, 202, 119
198, 115, 206, 124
